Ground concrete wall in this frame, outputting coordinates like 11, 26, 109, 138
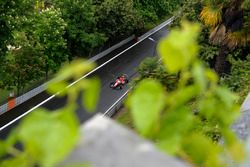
62, 115, 190, 167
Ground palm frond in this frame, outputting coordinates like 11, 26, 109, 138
209, 24, 226, 45
226, 12, 250, 48
201, 0, 230, 6
242, 0, 250, 9
200, 6, 222, 27
226, 30, 250, 49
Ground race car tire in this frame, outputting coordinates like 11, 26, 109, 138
109, 82, 115, 88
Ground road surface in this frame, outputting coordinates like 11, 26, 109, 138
0, 27, 168, 138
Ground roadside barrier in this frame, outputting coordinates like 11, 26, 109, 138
0, 37, 135, 115
0, 16, 174, 131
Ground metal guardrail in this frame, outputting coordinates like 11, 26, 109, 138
103, 89, 130, 117
15, 83, 48, 106
0, 36, 135, 115
0, 104, 7, 114
103, 17, 175, 118
138, 16, 174, 41
89, 35, 135, 62
0, 16, 175, 131
0, 17, 175, 116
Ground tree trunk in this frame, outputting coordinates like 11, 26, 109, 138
17, 76, 20, 96
45, 70, 48, 80
214, 45, 230, 76
45, 63, 49, 81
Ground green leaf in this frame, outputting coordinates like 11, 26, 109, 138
198, 96, 217, 119
63, 162, 90, 167
47, 81, 68, 97
167, 85, 199, 109
182, 133, 222, 167
128, 79, 165, 137
18, 108, 79, 167
58, 59, 95, 81
0, 154, 29, 167
157, 107, 194, 154
158, 22, 200, 73
192, 61, 206, 91
83, 78, 101, 112
215, 87, 237, 110
0, 128, 18, 158
157, 135, 182, 155
0, 140, 7, 158
205, 69, 218, 83
227, 140, 246, 162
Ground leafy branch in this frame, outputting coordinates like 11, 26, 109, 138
126, 21, 245, 167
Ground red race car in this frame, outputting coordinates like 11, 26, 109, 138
109, 74, 129, 90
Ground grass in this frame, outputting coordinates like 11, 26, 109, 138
114, 107, 134, 129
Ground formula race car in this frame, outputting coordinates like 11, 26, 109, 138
109, 74, 129, 90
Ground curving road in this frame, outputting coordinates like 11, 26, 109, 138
0, 27, 168, 139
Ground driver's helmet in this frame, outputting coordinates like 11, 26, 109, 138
120, 74, 125, 79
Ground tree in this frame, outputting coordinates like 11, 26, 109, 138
0, 0, 34, 58
221, 54, 250, 103
200, 0, 250, 75
126, 22, 245, 167
95, 0, 142, 41
134, 0, 182, 25
1, 1, 68, 92
0, 32, 45, 95
28, 7, 68, 79
50, 0, 106, 57
0, 21, 247, 167
0, 59, 100, 167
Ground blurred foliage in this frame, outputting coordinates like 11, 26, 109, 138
0, 1, 249, 167
172, 0, 249, 98
126, 22, 246, 167
0, 59, 100, 167
199, 0, 250, 75
0, 0, 180, 98
135, 57, 178, 91
171, 0, 220, 67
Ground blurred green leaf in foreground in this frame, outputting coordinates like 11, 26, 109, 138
0, 59, 100, 167
126, 21, 246, 167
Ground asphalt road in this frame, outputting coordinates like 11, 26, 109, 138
0, 27, 168, 138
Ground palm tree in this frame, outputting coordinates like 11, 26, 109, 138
200, 0, 250, 76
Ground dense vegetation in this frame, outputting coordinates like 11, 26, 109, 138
120, 0, 249, 166
137, 0, 250, 103
0, 59, 100, 167
126, 22, 245, 167
1, 21, 247, 167
0, 0, 249, 166
0, 0, 180, 97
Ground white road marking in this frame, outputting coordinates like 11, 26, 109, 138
0, 95, 56, 131
103, 89, 130, 116
0, 17, 174, 131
